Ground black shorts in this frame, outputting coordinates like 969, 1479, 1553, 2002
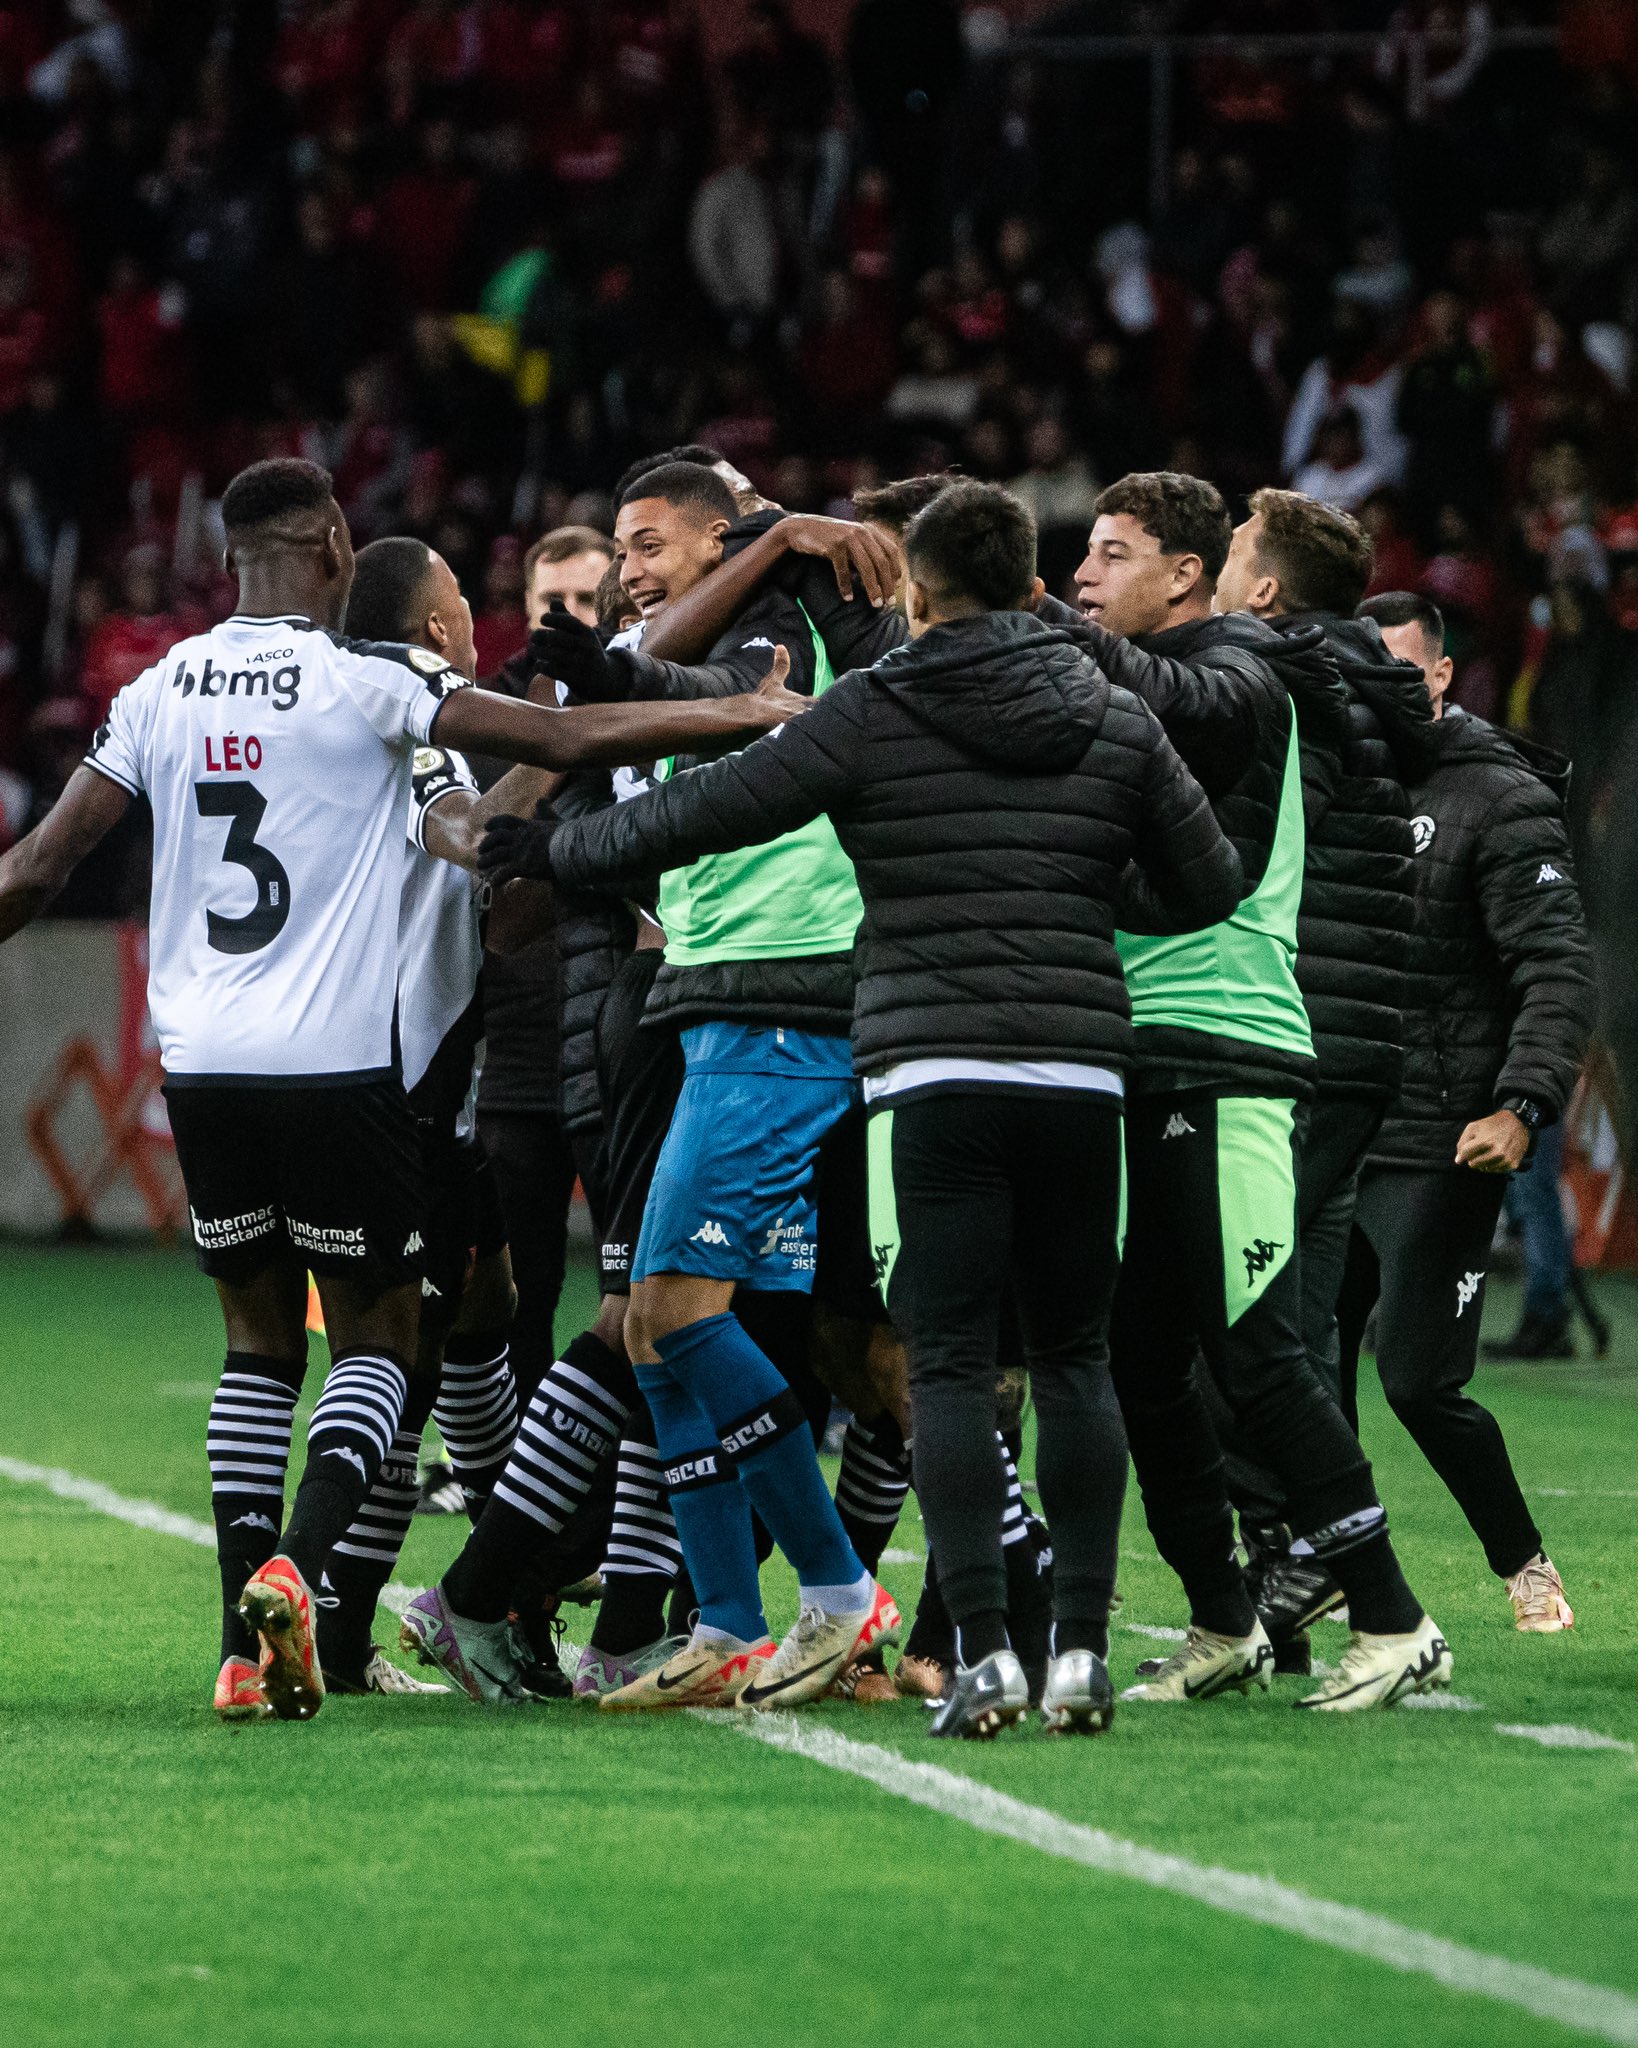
594, 949, 684, 1297
165, 1076, 424, 1291
420, 1127, 508, 1313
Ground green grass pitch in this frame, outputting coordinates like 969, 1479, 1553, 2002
2, 1242, 1635, 2048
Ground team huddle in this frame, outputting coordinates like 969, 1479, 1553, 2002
0, 444, 1596, 1738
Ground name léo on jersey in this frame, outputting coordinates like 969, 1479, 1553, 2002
86, 614, 470, 1083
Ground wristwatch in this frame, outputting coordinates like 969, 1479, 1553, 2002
1499, 1095, 1545, 1130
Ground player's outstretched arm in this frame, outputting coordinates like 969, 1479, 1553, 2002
642, 517, 902, 664
0, 767, 132, 943
430, 662, 810, 771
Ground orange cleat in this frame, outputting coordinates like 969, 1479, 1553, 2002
214, 1655, 270, 1723
237, 1555, 326, 1720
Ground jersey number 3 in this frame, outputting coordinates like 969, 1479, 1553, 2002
194, 780, 293, 955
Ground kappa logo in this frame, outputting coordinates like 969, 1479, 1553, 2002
1537, 862, 1563, 884
690, 1220, 730, 1246
420, 1276, 442, 1299
1411, 814, 1436, 854
1162, 1113, 1196, 1140
872, 1241, 894, 1284
404, 1230, 425, 1256
228, 1511, 277, 1534
323, 1446, 369, 1480
1456, 1268, 1485, 1318
1243, 1237, 1284, 1285
316, 1571, 341, 1611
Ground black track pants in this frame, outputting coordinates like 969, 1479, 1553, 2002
1339, 1165, 1543, 1579
870, 1089, 1127, 1631
1216, 1090, 1385, 1529
476, 1107, 579, 1408
1110, 1093, 1387, 1631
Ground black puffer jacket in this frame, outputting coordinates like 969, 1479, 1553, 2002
1068, 608, 1348, 1097
723, 508, 911, 673
468, 649, 560, 1118
547, 612, 1241, 1073
1371, 709, 1597, 1168
1277, 611, 1439, 1100
548, 772, 638, 1134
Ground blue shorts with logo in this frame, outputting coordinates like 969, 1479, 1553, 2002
633, 1022, 857, 1292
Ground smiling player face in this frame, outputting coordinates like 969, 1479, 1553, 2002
613, 496, 728, 618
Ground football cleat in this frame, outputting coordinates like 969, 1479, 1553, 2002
833, 1647, 897, 1703
1121, 1622, 1275, 1703
1039, 1649, 1115, 1735
414, 1460, 466, 1515
1257, 1552, 1346, 1640
238, 1556, 325, 1721
214, 1655, 270, 1723
1506, 1556, 1574, 1633
927, 1650, 1029, 1739
1295, 1615, 1452, 1711
894, 1652, 948, 1702
600, 1627, 775, 1711
398, 1585, 531, 1705
740, 1581, 902, 1712
324, 1647, 451, 1696
572, 1636, 689, 1701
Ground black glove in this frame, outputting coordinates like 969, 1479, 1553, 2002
528, 600, 623, 702
478, 803, 560, 884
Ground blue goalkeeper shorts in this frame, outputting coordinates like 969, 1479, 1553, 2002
632, 1022, 857, 1292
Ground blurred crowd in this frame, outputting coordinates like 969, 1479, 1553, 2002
0, 0, 1635, 918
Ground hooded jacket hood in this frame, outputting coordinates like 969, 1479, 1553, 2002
1436, 706, 1572, 800
1149, 609, 1350, 751
872, 609, 1110, 773
1280, 611, 1440, 779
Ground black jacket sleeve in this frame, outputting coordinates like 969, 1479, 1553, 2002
1062, 618, 1264, 795
1118, 715, 1246, 933
1474, 777, 1598, 1120
611, 599, 820, 706
548, 675, 870, 896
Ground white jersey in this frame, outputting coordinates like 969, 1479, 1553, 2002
86, 613, 471, 1082
399, 743, 483, 1105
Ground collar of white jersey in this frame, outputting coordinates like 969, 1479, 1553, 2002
225, 613, 316, 629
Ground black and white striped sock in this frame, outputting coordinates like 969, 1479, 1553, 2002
282, 1351, 408, 1588
208, 1351, 305, 1663
833, 1412, 911, 1574
438, 1332, 633, 1626
319, 1377, 440, 1680
589, 1428, 684, 1656
490, 1334, 631, 1536
433, 1332, 519, 1517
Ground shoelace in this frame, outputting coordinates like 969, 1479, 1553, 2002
1508, 1560, 1559, 1611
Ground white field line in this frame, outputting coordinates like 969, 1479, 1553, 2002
730, 1713, 1638, 2047
1537, 1489, 1638, 1500
880, 1546, 922, 1566
1494, 1723, 1635, 1755
0, 1454, 418, 1621
3, 1455, 1632, 1755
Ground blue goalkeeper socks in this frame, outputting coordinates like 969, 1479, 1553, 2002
655, 1313, 865, 1595
634, 1360, 765, 1644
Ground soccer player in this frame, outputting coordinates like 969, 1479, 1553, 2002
1206, 489, 1439, 1665
1343, 593, 1594, 1633
483, 480, 1244, 1738
0, 458, 809, 1724
1072, 472, 1452, 1712
480, 462, 904, 1714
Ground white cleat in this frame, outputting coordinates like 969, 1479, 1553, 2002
1121, 1622, 1275, 1702
358, 1648, 450, 1695
740, 1581, 901, 1712
1295, 1615, 1452, 1711
1507, 1556, 1574, 1633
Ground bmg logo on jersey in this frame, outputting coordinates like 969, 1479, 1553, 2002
173, 656, 303, 709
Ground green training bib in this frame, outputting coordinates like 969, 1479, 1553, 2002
655, 605, 864, 966
1115, 712, 1313, 1057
